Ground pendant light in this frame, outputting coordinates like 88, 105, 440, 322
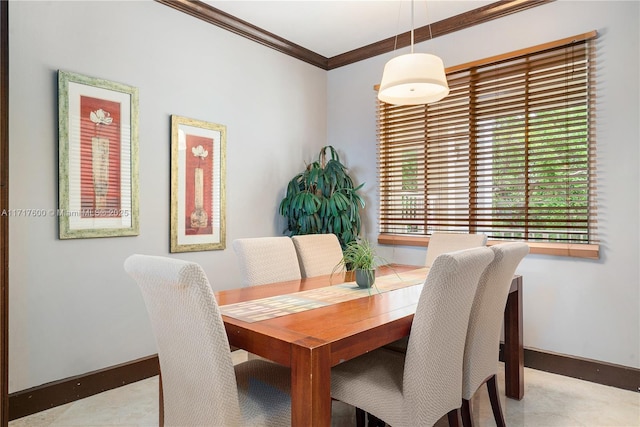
378, 0, 449, 105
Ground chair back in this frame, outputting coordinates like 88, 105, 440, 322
425, 232, 488, 267
232, 237, 301, 286
124, 255, 242, 427
292, 233, 344, 277
403, 247, 494, 426
462, 242, 529, 399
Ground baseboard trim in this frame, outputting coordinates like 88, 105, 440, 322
9, 347, 639, 421
524, 347, 640, 392
8, 354, 159, 421
500, 345, 639, 393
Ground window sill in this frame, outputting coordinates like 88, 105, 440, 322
377, 234, 600, 260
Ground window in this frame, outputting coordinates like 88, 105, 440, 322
378, 32, 598, 257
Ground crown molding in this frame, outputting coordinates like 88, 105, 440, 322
156, 0, 554, 71
155, 0, 328, 69
328, 0, 554, 69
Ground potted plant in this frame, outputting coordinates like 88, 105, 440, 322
279, 146, 364, 248
334, 239, 383, 288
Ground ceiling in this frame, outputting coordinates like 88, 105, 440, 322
204, 1, 494, 58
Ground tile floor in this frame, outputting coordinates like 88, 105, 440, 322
9, 351, 640, 427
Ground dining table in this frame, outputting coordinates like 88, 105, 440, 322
214, 264, 524, 427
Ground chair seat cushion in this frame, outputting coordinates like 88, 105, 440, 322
331, 348, 406, 426
235, 359, 292, 426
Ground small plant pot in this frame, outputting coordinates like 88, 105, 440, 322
355, 269, 375, 288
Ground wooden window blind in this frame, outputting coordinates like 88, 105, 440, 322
378, 31, 597, 245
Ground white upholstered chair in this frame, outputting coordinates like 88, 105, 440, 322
425, 232, 488, 267
383, 232, 489, 355
461, 242, 529, 427
331, 247, 495, 427
232, 237, 301, 286
291, 233, 344, 277
124, 254, 291, 427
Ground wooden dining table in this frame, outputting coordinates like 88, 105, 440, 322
215, 264, 524, 427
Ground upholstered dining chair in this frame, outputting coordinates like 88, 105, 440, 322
425, 232, 488, 267
461, 242, 529, 427
331, 247, 495, 427
124, 254, 291, 426
232, 236, 301, 286
291, 233, 344, 277
383, 232, 488, 355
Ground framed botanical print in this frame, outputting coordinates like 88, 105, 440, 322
58, 70, 139, 239
170, 115, 226, 252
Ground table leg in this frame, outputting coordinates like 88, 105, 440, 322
504, 276, 524, 400
291, 339, 332, 426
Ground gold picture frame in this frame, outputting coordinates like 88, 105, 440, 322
170, 115, 226, 252
58, 70, 139, 239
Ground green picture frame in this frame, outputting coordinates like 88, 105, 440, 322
58, 70, 139, 239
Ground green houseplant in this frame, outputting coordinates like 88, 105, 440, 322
334, 239, 382, 288
279, 146, 365, 247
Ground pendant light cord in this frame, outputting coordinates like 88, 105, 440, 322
427, 0, 433, 41
410, 0, 415, 53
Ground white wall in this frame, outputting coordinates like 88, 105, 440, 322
9, 1, 326, 392
328, 0, 640, 368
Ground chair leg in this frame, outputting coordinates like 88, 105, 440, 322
447, 408, 462, 427
355, 407, 366, 427
487, 375, 506, 427
461, 398, 474, 427
355, 408, 387, 427
368, 412, 386, 426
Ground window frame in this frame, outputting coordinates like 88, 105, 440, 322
377, 31, 599, 259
